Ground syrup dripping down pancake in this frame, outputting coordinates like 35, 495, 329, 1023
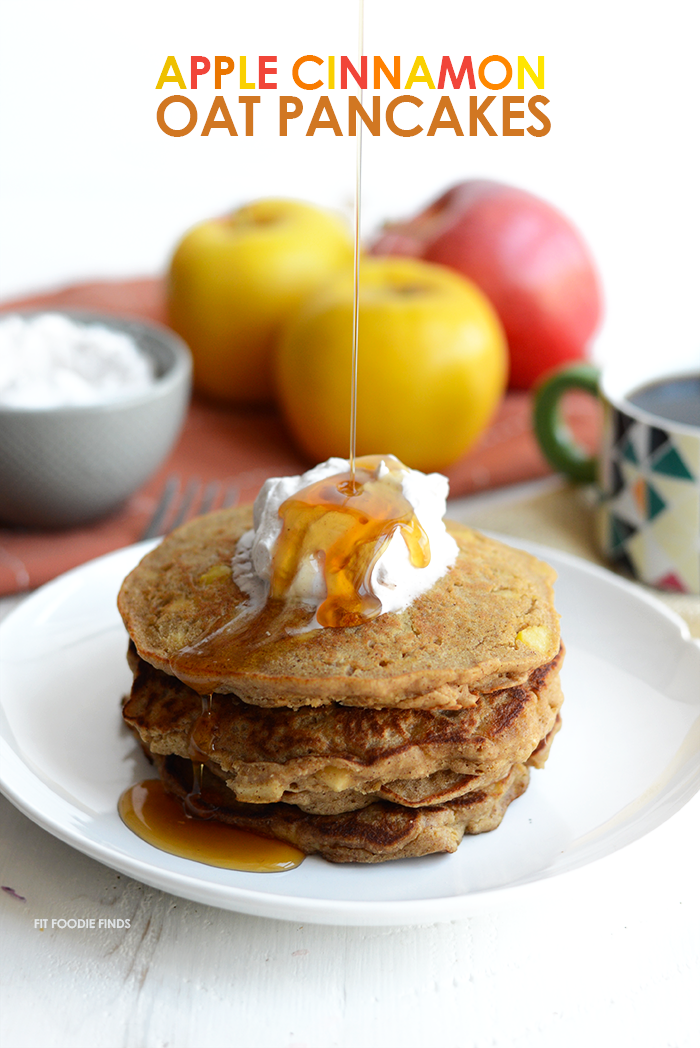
118, 507, 561, 708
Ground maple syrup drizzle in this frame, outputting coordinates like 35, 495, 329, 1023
185, 693, 214, 817
120, 2, 430, 871
139, 454, 434, 868
120, 691, 304, 871
272, 455, 431, 627
349, 0, 365, 486
188, 694, 213, 764
118, 779, 303, 873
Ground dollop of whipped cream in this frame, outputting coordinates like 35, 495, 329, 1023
232, 456, 459, 623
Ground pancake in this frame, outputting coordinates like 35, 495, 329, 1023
123, 645, 564, 810
118, 506, 560, 708
118, 500, 564, 863
147, 750, 531, 863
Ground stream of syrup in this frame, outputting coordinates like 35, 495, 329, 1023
349, 0, 365, 484
119, 0, 423, 873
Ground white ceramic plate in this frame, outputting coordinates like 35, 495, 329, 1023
1, 538, 699, 926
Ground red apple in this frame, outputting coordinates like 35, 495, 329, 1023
371, 180, 603, 389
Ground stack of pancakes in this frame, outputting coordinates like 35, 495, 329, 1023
118, 506, 564, 863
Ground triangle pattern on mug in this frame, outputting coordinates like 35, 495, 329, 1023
674, 432, 700, 474
602, 411, 699, 593
632, 478, 666, 521
613, 410, 635, 447
609, 513, 636, 553
648, 426, 669, 457
654, 572, 688, 593
650, 445, 694, 480
622, 436, 638, 465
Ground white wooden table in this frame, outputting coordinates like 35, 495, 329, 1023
2, 484, 699, 1048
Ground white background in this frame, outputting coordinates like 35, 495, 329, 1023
1, 0, 699, 374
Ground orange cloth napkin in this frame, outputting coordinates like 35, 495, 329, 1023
0, 278, 599, 595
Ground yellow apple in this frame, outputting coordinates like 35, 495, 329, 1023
275, 257, 508, 472
167, 199, 353, 404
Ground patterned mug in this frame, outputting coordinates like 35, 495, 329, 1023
534, 363, 700, 594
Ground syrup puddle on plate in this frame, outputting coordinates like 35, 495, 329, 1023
118, 778, 303, 873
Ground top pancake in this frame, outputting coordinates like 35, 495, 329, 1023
118, 505, 560, 708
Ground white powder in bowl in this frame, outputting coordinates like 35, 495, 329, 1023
0, 313, 156, 408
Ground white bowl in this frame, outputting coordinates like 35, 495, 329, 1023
0, 310, 192, 528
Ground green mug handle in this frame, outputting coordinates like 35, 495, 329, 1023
533, 363, 601, 484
